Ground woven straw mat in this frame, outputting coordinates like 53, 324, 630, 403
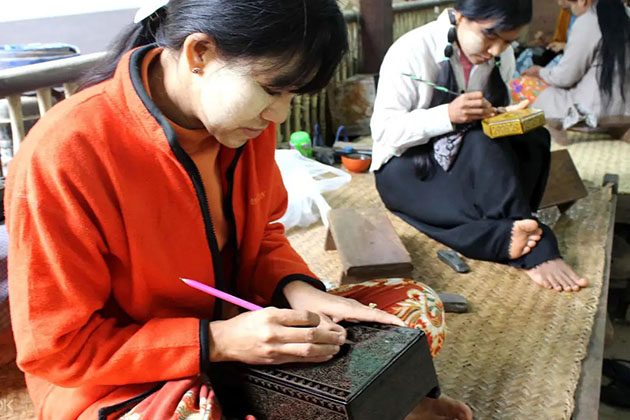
0, 362, 34, 420
286, 172, 613, 420
552, 139, 630, 195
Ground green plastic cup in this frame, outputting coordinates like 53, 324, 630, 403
289, 131, 313, 158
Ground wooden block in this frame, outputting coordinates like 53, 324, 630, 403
539, 149, 588, 211
326, 208, 413, 283
437, 293, 469, 313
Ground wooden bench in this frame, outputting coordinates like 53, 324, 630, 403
546, 116, 630, 146
287, 172, 618, 419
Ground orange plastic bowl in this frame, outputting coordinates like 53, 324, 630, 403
341, 153, 372, 173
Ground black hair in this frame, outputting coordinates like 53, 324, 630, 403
411, 0, 532, 181
455, 0, 532, 32
594, 0, 630, 102
79, 0, 348, 94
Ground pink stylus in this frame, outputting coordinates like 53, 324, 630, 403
180, 277, 263, 311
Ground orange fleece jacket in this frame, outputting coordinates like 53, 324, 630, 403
5, 46, 322, 419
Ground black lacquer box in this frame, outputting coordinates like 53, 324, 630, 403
212, 323, 439, 420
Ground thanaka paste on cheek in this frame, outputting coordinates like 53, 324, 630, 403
197, 66, 271, 131
457, 29, 486, 58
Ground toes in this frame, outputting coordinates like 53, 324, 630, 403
556, 274, 574, 292
547, 275, 563, 291
534, 277, 553, 289
516, 219, 539, 233
529, 260, 587, 292
527, 240, 537, 248
522, 246, 531, 256
541, 278, 553, 289
561, 263, 589, 288
560, 272, 581, 291
528, 234, 542, 242
527, 268, 553, 289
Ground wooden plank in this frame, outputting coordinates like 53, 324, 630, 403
572, 184, 616, 419
547, 116, 630, 131
359, 0, 393, 74
546, 116, 630, 144
326, 208, 413, 283
539, 149, 588, 210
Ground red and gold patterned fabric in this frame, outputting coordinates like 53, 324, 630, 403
331, 278, 445, 357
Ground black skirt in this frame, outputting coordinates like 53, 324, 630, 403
375, 127, 561, 269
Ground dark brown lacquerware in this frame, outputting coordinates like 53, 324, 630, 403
212, 323, 440, 420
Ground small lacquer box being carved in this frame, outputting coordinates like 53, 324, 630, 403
212, 323, 439, 420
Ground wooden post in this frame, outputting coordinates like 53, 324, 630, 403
63, 82, 78, 98
6, 95, 25, 155
359, 0, 393, 74
36, 88, 53, 116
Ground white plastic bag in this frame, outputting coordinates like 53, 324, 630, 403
275, 149, 351, 230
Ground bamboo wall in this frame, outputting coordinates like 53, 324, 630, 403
278, 0, 454, 144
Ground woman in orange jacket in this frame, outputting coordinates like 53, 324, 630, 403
5, 1, 472, 419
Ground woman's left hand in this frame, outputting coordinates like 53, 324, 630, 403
495, 99, 530, 114
547, 41, 566, 53
521, 65, 542, 78
283, 281, 405, 327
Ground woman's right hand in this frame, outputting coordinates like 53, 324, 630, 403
209, 307, 346, 365
448, 91, 496, 124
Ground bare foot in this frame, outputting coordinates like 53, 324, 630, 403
405, 395, 473, 420
509, 219, 543, 259
526, 259, 589, 292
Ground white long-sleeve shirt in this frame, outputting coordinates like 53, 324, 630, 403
535, 6, 630, 119
370, 10, 516, 171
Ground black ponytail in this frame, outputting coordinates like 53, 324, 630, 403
79, 0, 348, 94
596, 0, 630, 102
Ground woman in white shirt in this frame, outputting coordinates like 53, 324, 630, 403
522, 0, 630, 119
371, 0, 588, 292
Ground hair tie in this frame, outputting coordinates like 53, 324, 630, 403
134, 0, 169, 24
444, 9, 457, 58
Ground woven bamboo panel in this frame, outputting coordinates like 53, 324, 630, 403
393, 2, 454, 40
278, 19, 360, 144
278, 2, 454, 145
0, 362, 34, 419
552, 139, 630, 195
287, 173, 613, 419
